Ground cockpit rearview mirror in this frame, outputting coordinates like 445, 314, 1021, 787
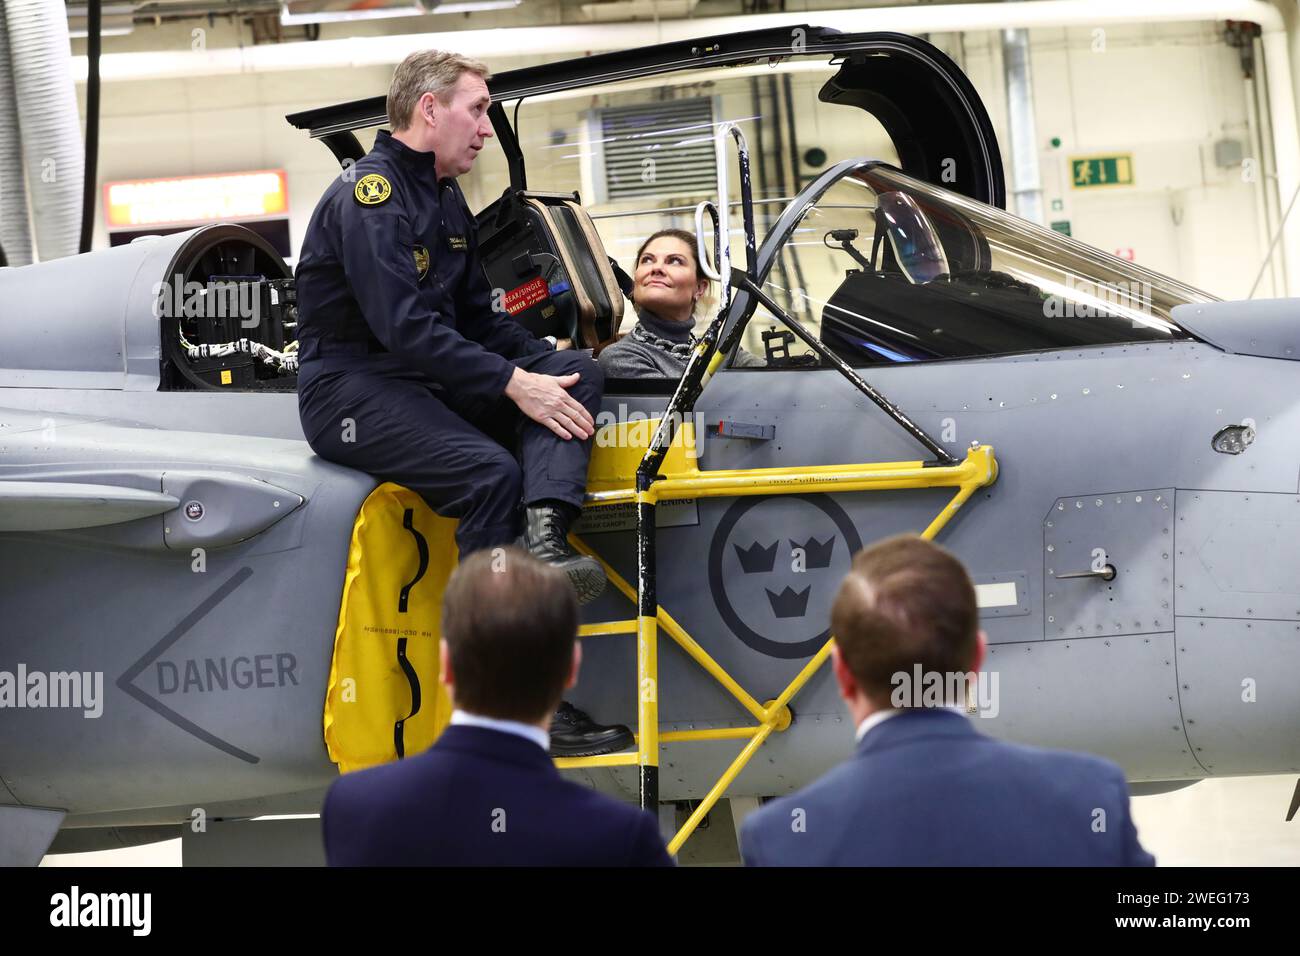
875, 191, 949, 284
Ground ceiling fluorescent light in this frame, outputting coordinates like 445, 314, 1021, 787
68, 21, 135, 38
67, 3, 136, 37
433, 1, 522, 12
280, 0, 519, 26
280, 2, 426, 27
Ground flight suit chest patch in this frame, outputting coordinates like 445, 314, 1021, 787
413, 245, 430, 280
446, 235, 468, 252
354, 174, 392, 206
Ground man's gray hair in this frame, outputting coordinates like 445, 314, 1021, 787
387, 50, 492, 130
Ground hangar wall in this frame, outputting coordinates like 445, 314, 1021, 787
75, 17, 1275, 301
951, 22, 1276, 299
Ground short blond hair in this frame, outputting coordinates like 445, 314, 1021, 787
387, 50, 492, 130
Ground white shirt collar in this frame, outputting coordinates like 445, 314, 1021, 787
450, 709, 550, 752
855, 705, 970, 743
854, 708, 902, 743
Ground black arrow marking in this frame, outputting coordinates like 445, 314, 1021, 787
117, 566, 260, 764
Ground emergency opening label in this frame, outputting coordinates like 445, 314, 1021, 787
575, 498, 699, 535
503, 277, 550, 315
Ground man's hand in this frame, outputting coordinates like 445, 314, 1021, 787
504, 367, 595, 440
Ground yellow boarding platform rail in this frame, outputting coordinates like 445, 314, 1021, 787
563, 416, 998, 855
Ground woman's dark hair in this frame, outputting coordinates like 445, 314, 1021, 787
634, 228, 708, 282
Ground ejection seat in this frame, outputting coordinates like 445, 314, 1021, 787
475, 189, 629, 353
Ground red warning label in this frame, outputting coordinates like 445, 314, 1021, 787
503, 277, 550, 316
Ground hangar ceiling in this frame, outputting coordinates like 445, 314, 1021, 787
64, 0, 975, 39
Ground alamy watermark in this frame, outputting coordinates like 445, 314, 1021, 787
0, 664, 103, 718
890, 664, 999, 718
50, 886, 150, 936
1043, 277, 1154, 329
152, 274, 262, 329
593, 404, 705, 460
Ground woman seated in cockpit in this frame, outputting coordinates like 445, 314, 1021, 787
597, 228, 763, 379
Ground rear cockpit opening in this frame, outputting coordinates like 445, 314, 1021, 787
157, 225, 300, 392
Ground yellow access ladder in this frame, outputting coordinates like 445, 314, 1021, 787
559, 416, 997, 854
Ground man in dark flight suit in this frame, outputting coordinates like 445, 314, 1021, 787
296, 51, 631, 757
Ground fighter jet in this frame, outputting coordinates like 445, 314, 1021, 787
2, 26, 1297, 865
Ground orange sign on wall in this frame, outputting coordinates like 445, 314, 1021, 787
104, 170, 288, 229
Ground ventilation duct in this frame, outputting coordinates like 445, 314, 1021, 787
0, 3, 34, 266
4, 0, 84, 262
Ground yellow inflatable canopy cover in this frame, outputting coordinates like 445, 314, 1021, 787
323, 483, 457, 773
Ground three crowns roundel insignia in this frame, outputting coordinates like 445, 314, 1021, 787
708, 495, 863, 660
734, 536, 836, 619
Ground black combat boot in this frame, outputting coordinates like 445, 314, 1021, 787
523, 501, 607, 605
549, 701, 635, 757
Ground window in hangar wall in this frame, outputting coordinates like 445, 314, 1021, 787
104, 169, 293, 258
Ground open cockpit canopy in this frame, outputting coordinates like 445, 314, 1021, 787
288, 25, 1213, 368
287, 26, 1005, 208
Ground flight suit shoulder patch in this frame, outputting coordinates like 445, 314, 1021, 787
354, 173, 393, 206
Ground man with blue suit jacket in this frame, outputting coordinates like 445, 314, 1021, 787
322, 547, 672, 866
740, 535, 1155, 867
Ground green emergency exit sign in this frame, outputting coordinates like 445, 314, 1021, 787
1071, 154, 1134, 188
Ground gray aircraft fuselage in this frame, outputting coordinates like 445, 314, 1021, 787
1, 332, 1297, 830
